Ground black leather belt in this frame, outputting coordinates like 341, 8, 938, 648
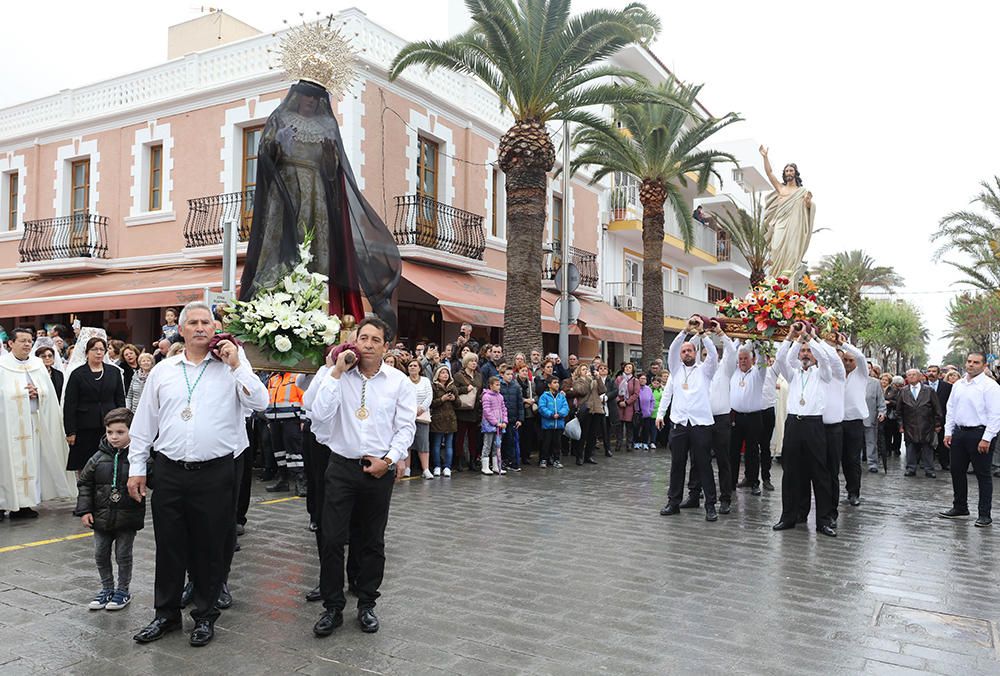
956, 425, 986, 431
161, 454, 231, 471
794, 415, 823, 421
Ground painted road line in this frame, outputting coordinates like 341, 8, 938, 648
0, 531, 94, 554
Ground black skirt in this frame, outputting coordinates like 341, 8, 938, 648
67, 428, 103, 471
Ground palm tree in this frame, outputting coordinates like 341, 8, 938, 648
814, 250, 904, 296
932, 177, 1000, 290
710, 192, 767, 286
570, 79, 740, 366
389, 0, 665, 355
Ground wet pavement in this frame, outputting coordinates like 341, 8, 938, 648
1, 450, 997, 675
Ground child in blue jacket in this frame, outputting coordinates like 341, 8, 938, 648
537, 375, 569, 469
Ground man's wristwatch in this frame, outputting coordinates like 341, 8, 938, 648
382, 456, 396, 472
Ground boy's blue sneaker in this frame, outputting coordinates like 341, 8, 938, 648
89, 588, 114, 610
105, 590, 132, 611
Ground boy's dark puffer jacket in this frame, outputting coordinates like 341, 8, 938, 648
73, 437, 148, 532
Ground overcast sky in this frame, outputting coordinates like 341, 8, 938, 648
3, 1, 996, 361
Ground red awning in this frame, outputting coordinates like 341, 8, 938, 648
401, 262, 579, 334
576, 295, 642, 345
0, 265, 234, 317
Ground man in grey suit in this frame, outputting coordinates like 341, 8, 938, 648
865, 363, 887, 473
898, 368, 943, 477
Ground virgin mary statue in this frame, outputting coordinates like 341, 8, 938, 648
240, 19, 401, 332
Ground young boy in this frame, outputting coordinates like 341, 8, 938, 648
161, 307, 179, 340
74, 408, 148, 611
538, 375, 569, 469
499, 366, 525, 471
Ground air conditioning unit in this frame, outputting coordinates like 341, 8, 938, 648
615, 294, 638, 311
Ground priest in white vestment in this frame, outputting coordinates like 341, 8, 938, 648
0, 328, 76, 518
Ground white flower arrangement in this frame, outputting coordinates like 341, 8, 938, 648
224, 233, 342, 367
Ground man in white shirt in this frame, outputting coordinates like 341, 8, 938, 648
940, 351, 1000, 527
730, 343, 767, 498
771, 323, 838, 536
679, 330, 736, 512
656, 317, 720, 522
838, 338, 870, 508
308, 317, 417, 636
128, 301, 269, 647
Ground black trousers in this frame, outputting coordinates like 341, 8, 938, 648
667, 422, 715, 506
302, 422, 327, 523
540, 428, 562, 463
689, 414, 733, 503
841, 418, 865, 498
759, 407, 775, 481
320, 453, 394, 613
580, 412, 603, 460
732, 410, 762, 489
936, 427, 950, 469
236, 430, 253, 527
950, 427, 995, 518
222, 451, 246, 581
520, 417, 538, 463
780, 416, 833, 528
152, 453, 234, 624
884, 418, 902, 454
270, 418, 304, 474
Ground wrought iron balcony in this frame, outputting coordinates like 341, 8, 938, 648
543, 243, 598, 288
19, 213, 109, 262
393, 194, 485, 260
183, 189, 254, 248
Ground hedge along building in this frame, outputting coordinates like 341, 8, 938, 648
0, 8, 655, 354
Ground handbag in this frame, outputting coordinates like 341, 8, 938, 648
416, 409, 431, 424
457, 388, 477, 409
563, 416, 582, 441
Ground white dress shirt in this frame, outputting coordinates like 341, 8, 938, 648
761, 366, 778, 409
693, 334, 736, 416
774, 338, 834, 417
129, 350, 269, 476
807, 340, 845, 424
657, 332, 717, 426
944, 371, 1000, 441
307, 362, 417, 464
730, 348, 767, 413
841, 342, 870, 422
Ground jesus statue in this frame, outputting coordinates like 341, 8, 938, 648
760, 145, 815, 287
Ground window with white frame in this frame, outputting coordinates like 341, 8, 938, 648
675, 270, 689, 295
2, 171, 18, 231
624, 255, 641, 298
490, 166, 506, 239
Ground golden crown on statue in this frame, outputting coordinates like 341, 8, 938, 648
270, 13, 358, 101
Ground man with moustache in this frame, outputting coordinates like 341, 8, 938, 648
898, 368, 942, 478
772, 323, 837, 537
925, 364, 952, 470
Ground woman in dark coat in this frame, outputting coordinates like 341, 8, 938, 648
429, 366, 459, 474
63, 337, 126, 472
453, 352, 484, 471
35, 346, 65, 403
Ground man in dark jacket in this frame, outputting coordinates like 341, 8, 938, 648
898, 368, 943, 477
925, 365, 952, 470
481, 344, 503, 382
499, 365, 525, 470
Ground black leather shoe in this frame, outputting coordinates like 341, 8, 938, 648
705, 506, 718, 522
215, 583, 232, 609
975, 516, 993, 527
718, 501, 732, 514
678, 495, 700, 509
925, 472, 937, 479
133, 617, 181, 643
817, 524, 837, 537
604, 451, 613, 458
750, 485, 762, 496
180, 580, 194, 608
575, 459, 584, 466
235, 523, 245, 536
848, 495, 861, 507
358, 607, 380, 633
306, 585, 322, 602
762, 480, 775, 491
659, 504, 680, 516
265, 478, 289, 493
584, 458, 598, 465
904, 470, 916, 477
9, 507, 38, 519
313, 610, 343, 637
939, 507, 970, 519
772, 521, 795, 531
189, 619, 214, 647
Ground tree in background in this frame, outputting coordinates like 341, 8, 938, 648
710, 193, 767, 286
571, 79, 739, 366
932, 177, 1000, 290
859, 299, 928, 373
943, 292, 1000, 363
390, 0, 664, 355
811, 249, 904, 340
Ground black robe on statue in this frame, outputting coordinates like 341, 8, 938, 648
240, 80, 401, 334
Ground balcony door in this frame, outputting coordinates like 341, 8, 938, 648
416, 136, 439, 247
70, 159, 90, 255
241, 125, 263, 238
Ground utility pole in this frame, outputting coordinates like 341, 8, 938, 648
558, 120, 571, 363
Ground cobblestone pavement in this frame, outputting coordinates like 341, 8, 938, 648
1, 450, 998, 675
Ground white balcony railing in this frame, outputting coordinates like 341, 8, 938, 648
605, 281, 717, 320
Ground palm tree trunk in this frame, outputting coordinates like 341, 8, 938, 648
499, 119, 556, 356
639, 181, 667, 370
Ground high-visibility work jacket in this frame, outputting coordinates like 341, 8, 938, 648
266, 372, 304, 420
